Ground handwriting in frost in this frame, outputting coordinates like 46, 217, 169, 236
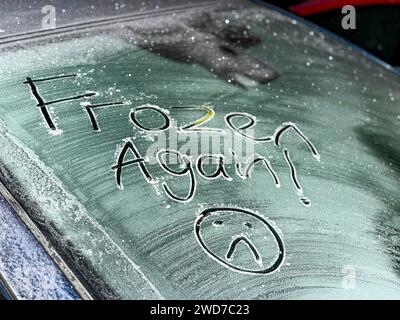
24, 72, 321, 275
114, 106, 320, 207
225, 112, 320, 206
195, 207, 285, 274
24, 73, 320, 207
24, 74, 127, 134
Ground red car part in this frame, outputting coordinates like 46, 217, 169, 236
290, 0, 400, 16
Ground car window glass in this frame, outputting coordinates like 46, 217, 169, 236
0, 1, 399, 299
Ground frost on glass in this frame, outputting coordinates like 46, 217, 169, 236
0, 195, 79, 299
0, 2, 399, 299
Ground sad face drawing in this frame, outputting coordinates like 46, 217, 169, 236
194, 207, 285, 275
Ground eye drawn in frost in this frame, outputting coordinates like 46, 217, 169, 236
212, 220, 224, 227
194, 207, 285, 275
244, 221, 252, 228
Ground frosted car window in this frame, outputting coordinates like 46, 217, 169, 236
0, 193, 79, 299
0, 1, 400, 299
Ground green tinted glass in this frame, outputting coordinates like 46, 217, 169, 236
0, 1, 399, 299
